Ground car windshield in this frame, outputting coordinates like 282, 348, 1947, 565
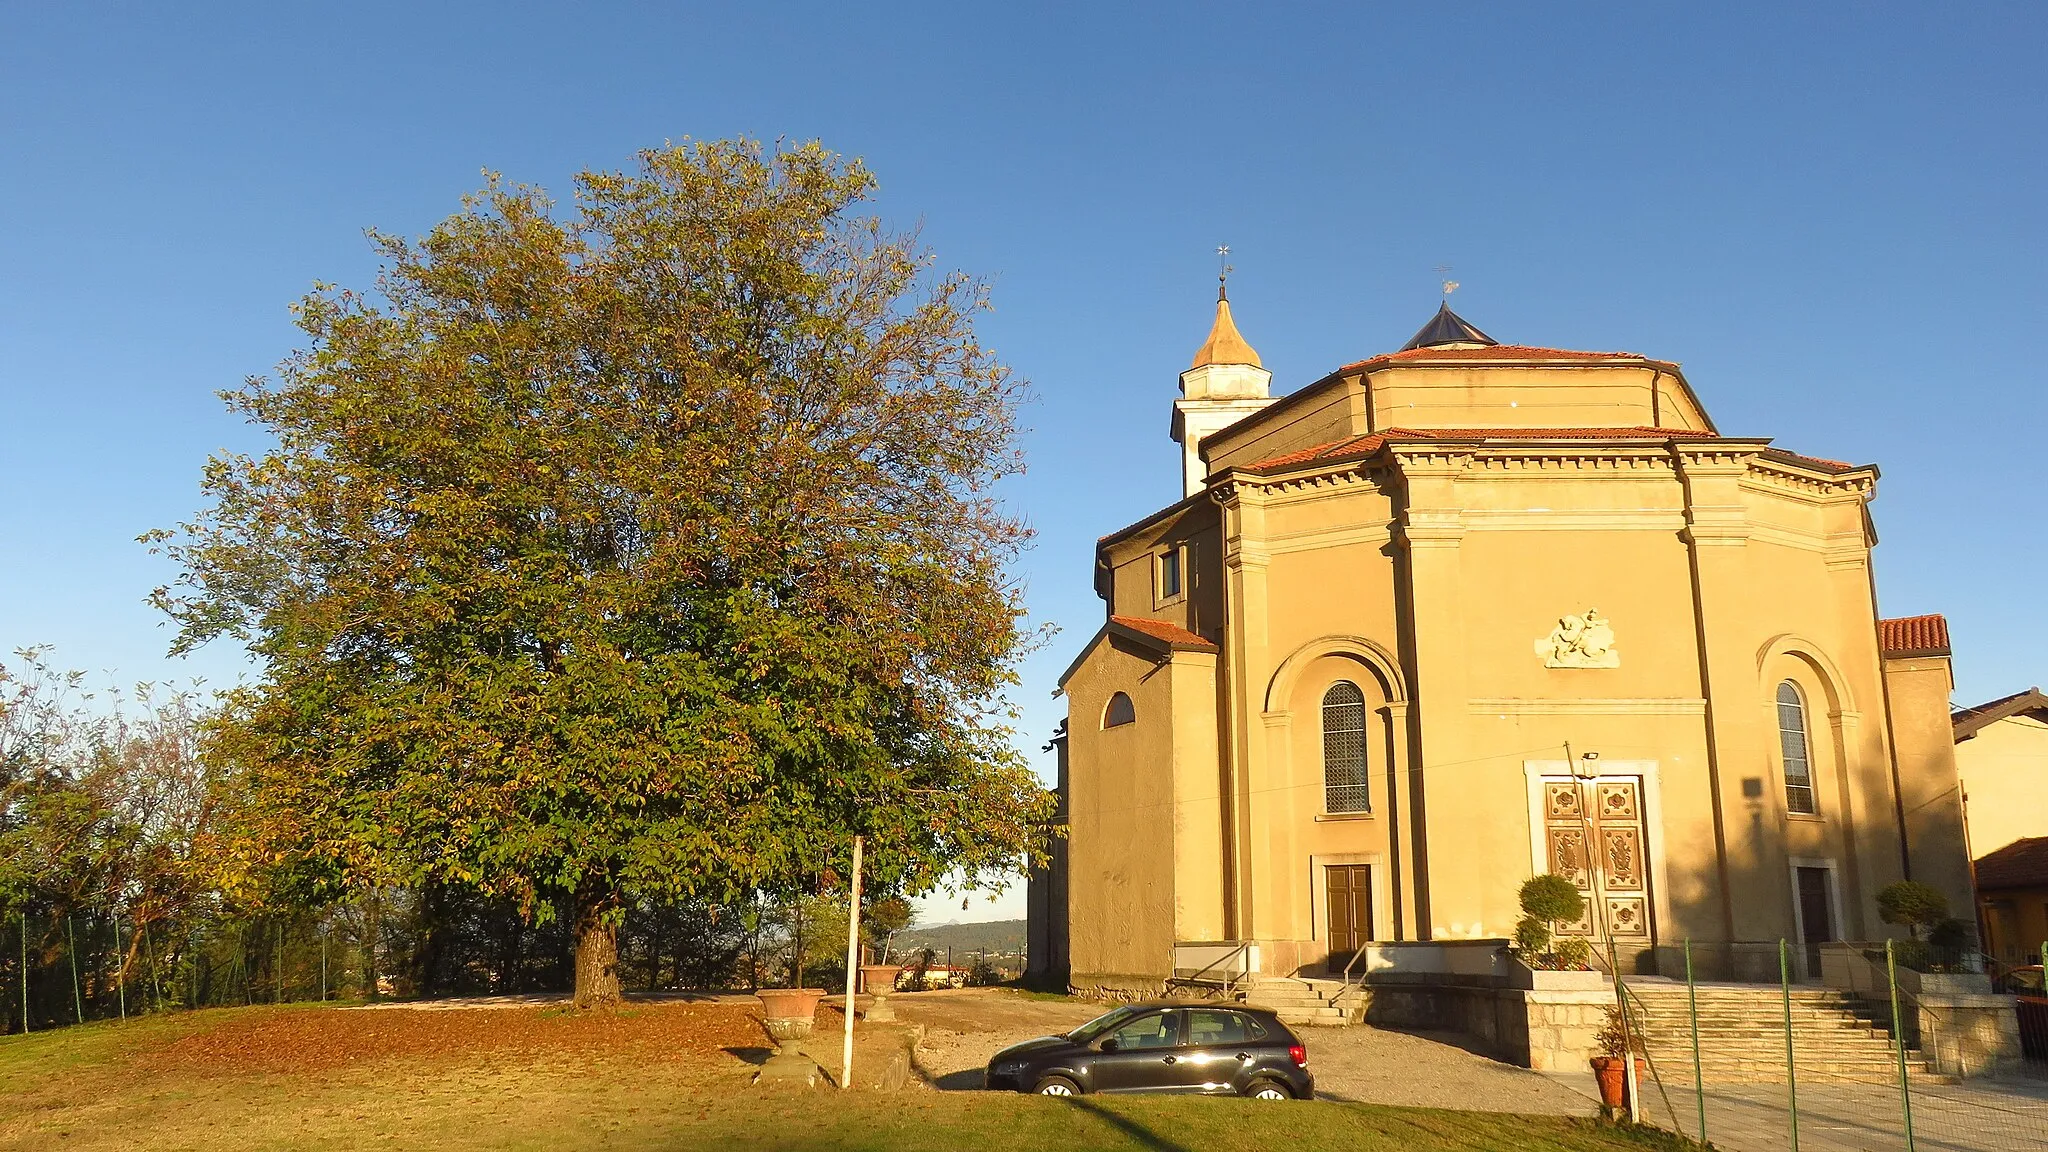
1065, 1005, 1145, 1045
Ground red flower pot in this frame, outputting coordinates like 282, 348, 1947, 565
1589, 1056, 1650, 1109
754, 987, 828, 1023
858, 965, 903, 995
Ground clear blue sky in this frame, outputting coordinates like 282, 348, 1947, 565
4, 3, 2043, 925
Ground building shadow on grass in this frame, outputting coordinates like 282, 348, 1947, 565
1063, 1099, 1198, 1152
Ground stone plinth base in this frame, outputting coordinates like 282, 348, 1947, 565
754, 1041, 821, 1087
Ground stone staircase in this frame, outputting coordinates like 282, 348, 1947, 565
1238, 976, 1356, 1027
1623, 979, 1944, 1085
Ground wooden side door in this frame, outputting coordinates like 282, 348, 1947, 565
1325, 865, 1373, 972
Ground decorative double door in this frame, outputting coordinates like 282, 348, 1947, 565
1540, 777, 1653, 945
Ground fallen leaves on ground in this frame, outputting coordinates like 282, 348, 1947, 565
137, 1001, 801, 1076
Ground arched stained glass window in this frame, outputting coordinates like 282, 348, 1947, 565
1777, 680, 1817, 815
1103, 692, 1136, 729
1322, 681, 1370, 813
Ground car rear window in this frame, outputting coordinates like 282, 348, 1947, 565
1187, 1009, 1263, 1045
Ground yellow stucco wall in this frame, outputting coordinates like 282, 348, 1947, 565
1363, 363, 1710, 432
1059, 348, 1971, 985
1957, 713, 2048, 856
1060, 631, 1224, 985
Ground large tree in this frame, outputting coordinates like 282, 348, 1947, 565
152, 140, 1054, 1006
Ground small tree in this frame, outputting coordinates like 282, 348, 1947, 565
1876, 881, 1949, 940
864, 896, 914, 965
1519, 874, 1586, 954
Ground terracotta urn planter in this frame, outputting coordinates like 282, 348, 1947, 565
1589, 1056, 1651, 1110
858, 965, 904, 1022
752, 988, 828, 1086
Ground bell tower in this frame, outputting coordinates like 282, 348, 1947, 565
1172, 281, 1273, 497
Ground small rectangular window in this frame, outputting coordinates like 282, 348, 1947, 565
1157, 548, 1183, 600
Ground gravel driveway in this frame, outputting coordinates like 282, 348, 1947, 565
885, 987, 1601, 1115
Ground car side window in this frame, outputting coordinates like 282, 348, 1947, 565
1106, 1011, 1180, 1051
1186, 1009, 1255, 1046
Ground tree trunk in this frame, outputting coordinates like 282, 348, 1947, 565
363, 892, 382, 1002
572, 878, 622, 1008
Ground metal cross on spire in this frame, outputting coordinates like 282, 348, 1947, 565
1217, 245, 1234, 300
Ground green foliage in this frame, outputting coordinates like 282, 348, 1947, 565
1513, 915, 1552, 957
149, 140, 1056, 1004
1594, 1005, 1646, 1058
1875, 881, 1949, 937
1552, 937, 1594, 970
1519, 874, 1586, 925
1927, 916, 1975, 969
1890, 939, 1933, 973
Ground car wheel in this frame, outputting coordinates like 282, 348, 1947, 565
1246, 1079, 1291, 1100
1034, 1075, 1081, 1097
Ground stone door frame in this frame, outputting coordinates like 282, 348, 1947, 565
1787, 855, 1845, 982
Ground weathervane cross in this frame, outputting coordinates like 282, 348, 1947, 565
1435, 263, 1459, 299
1217, 244, 1234, 299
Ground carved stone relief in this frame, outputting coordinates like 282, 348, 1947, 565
1535, 608, 1619, 668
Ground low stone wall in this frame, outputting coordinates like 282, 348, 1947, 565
1356, 964, 1614, 1073
1817, 942, 2020, 1080
1067, 972, 1167, 1001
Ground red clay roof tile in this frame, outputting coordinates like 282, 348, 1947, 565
1342, 345, 1659, 372
1108, 615, 1216, 651
1975, 836, 2048, 890
1879, 614, 1951, 658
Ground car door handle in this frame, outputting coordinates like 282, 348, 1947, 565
1160, 1055, 1177, 1063
1235, 1052, 1251, 1061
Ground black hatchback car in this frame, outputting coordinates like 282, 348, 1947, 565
984, 1003, 1313, 1099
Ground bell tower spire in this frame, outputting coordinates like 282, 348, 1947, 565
1172, 251, 1275, 497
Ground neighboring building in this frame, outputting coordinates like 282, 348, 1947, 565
1975, 836, 2048, 967
1953, 689, 2048, 966
1031, 290, 1974, 989
1954, 688, 2048, 858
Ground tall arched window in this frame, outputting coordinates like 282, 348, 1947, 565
1776, 680, 1817, 814
1321, 681, 1369, 813
1103, 691, 1136, 729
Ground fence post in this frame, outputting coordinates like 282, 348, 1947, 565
1779, 939, 1798, 1152
67, 917, 83, 1024
18, 911, 28, 1034
1685, 938, 1706, 1144
321, 935, 329, 1002
1888, 939, 1916, 1152
113, 909, 125, 1022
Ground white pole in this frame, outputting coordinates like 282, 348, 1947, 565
840, 835, 863, 1091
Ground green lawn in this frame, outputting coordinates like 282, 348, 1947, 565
0, 1005, 1692, 1151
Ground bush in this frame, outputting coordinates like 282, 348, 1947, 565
1514, 915, 1552, 957
1876, 881, 1949, 938
1928, 917, 1975, 969
1553, 937, 1594, 970
1519, 874, 1586, 925
1594, 1005, 1646, 1057
1889, 939, 1933, 972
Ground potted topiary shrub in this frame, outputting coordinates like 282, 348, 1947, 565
1588, 1004, 1649, 1111
1515, 874, 1588, 969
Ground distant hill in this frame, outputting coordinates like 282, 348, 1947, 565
889, 918, 1026, 959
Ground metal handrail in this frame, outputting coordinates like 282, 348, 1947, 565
1613, 977, 1686, 1133
1163, 942, 1252, 1000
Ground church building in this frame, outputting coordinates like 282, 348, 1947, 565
1031, 288, 1974, 989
